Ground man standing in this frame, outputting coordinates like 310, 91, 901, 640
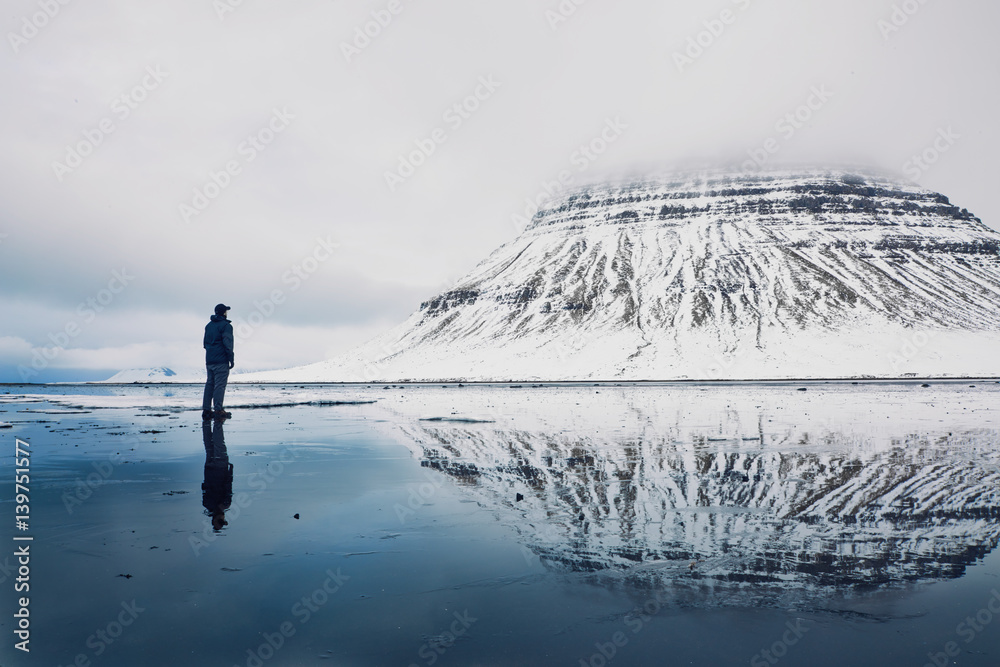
203, 303, 234, 420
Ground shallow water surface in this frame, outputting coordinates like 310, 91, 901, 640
2, 382, 1000, 666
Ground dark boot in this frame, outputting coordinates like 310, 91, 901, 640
214, 410, 232, 420
202, 410, 214, 421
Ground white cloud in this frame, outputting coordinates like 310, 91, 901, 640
0, 336, 33, 361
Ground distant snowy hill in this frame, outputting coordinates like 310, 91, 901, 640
102, 367, 202, 383
244, 167, 1000, 382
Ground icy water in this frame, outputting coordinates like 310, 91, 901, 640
2, 381, 1000, 666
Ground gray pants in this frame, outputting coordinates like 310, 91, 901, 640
203, 363, 230, 411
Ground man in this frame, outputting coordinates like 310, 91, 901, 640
203, 303, 234, 420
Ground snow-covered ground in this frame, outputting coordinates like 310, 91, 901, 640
0, 384, 376, 411
15, 379, 998, 431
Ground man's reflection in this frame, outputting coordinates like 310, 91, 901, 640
202, 419, 233, 531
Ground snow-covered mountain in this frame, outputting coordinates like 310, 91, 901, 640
102, 367, 202, 383
246, 168, 1000, 382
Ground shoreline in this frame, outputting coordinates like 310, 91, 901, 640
5, 376, 1000, 388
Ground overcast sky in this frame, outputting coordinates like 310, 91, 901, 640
1, 0, 998, 382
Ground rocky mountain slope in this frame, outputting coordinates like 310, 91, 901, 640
246, 168, 1000, 381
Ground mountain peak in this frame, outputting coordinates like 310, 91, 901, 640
245, 167, 1000, 382
526, 167, 979, 234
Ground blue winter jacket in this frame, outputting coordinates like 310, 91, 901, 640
204, 315, 235, 366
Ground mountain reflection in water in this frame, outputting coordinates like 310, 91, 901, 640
382, 385, 1000, 608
